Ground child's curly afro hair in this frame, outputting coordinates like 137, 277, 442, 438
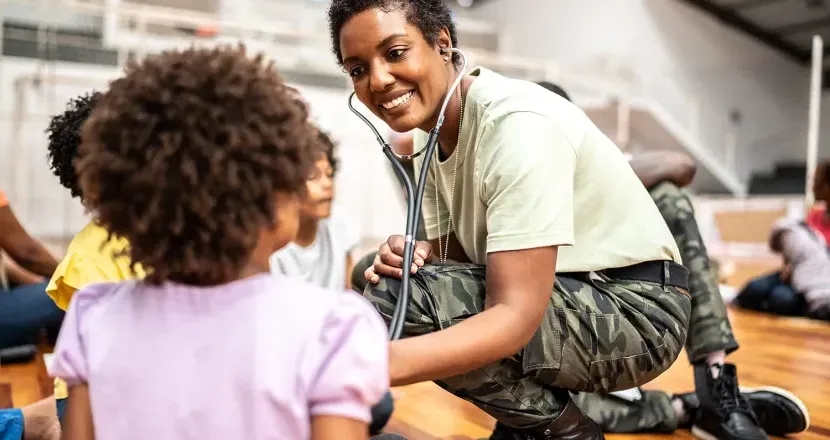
76, 44, 321, 286
46, 91, 101, 200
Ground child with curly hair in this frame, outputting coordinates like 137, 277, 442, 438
269, 129, 358, 290
47, 45, 389, 440
44, 90, 145, 423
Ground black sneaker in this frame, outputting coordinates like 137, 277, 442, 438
740, 386, 810, 436
691, 363, 767, 440
675, 386, 809, 436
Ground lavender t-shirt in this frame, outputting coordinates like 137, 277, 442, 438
48, 273, 389, 440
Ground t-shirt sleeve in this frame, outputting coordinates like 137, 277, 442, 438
47, 284, 109, 385
480, 112, 576, 254
46, 252, 115, 311
305, 291, 389, 422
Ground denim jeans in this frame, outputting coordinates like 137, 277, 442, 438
734, 272, 805, 317
0, 282, 64, 349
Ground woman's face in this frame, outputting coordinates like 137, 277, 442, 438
339, 8, 453, 133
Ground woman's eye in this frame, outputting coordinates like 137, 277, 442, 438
348, 66, 365, 78
388, 48, 407, 60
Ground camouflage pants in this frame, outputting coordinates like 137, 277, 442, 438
569, 181, 740, 433
355, 256, 691, 429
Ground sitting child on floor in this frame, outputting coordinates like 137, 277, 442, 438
48, 45, 389, 440
268, 130, 395, 435
269, 129, 358, 290
735, 159, 830, 319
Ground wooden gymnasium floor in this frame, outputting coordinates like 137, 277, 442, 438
1, 308, 829, 439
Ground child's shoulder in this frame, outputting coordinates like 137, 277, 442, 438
268, 275, 382, 331
65, 280, 138, 316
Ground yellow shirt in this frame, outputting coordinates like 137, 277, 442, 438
413, 67, 680, 271
47, 221, 143, 399
46, 221, 144, 311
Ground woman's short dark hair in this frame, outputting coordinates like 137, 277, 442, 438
46, 92, 101, 200
327, 0, 460, 67
76, 44, 320, 286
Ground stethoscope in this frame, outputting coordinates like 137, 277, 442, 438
347, 47, 468, 341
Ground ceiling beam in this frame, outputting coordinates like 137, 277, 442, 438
677, 0, 810, 63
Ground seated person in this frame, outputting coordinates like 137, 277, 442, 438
735, 159, 830, 319
269, 130, 394, 435
0, 189, 64, 349
270, 129, 358, 290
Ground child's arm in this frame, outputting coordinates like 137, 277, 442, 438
311, 415, 368, 440
62, 384, 95, 440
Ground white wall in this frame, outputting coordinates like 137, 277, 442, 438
0, 57, 406, 243
459, 0, 818, 181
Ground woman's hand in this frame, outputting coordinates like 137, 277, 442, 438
365, 235, 433, 284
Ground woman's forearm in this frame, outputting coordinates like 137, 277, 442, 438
389, 303, 533, 386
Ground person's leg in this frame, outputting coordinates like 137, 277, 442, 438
570, 390, 679, 433
733, 272, 786, 314
0, 282, 64, 349
648, 182, 796, 440
364, 260, 690, 439
766, 284, 804, 316
649, 182, 738, 363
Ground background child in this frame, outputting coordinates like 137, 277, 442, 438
44, 91, 145, 423
45, 92, 145, 312
48, 45, 389, 440
268, 130, 394, 435
269, 129, 358, 290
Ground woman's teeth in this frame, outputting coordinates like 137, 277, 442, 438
382, 91, 414, 110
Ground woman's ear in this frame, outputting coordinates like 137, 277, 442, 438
436, 27, 453, 54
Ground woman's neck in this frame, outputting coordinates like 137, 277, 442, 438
294, 217, 320, 247
420, 75, 473, 160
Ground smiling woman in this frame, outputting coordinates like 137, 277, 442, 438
327, 2, 694, 440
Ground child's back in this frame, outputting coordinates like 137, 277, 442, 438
46, 45, 390, 440
53, 274, 387, 439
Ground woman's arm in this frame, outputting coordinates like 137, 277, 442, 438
388, 246, 557, 386
0, 205, 59, 278
62, 384, 95, 440
311, 415, 368, 440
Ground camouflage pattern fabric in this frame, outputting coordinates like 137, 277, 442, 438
648, 181, 739, 361
571, 389, 677, 433
566, 181, 740, 433
359, 259, 691, 429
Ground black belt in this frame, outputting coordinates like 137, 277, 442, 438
602, 260, 689, 291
